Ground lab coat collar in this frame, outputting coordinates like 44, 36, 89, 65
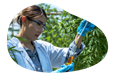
10, 37, 42, 52
10, 37, 42, 71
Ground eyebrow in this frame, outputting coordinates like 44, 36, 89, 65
37, 20, 46, 25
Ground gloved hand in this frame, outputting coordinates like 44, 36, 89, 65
77, 20, 95, 36
52, 62, 74, 73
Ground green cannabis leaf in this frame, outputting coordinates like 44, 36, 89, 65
14, 36, 27, 42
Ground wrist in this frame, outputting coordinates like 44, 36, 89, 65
77, 32, 86, 36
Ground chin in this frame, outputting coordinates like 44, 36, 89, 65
33, 39, 37, 41
31, 38, 37, 41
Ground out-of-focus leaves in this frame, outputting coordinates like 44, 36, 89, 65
95, 30, 99, 37
46, 36, 51, 41
93, 30, 96, 36
14, 36, 27, 42
53, 34, 57, 37
8, 46, 18, 63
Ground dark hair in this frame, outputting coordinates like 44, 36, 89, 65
16, 5, 47, 27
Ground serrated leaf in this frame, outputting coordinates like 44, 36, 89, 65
103, 44, 107, 49
86, 33, 88, 38
95, 48, 98, 54
94, 53, 97, 57
89, 46, 92, 51
96, 30, 99, 37
89, 39, 93, 46
53, 34, 57, 37
50, 29, 54, 33
59, 38, 62, 41
89, 56, 92, 61
8, 46, 16, 51
95, 41, 98, 45
85, 38, 88, 45
67, 29, 70, 32
12, 58, 18, 63
92, 47, 94, 51
82, 61, 86, 64
86, 49, 90, 54
46, 36, 51, 41
44, 30, 47, 33
14, 36, 27, 42
93, 30, 95, 36
12, 49, 19, 52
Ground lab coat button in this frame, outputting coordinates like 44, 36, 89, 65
33, 57, 35, 59
38, 68, 40, 70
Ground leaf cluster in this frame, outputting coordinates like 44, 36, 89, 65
73, 26, 108, 70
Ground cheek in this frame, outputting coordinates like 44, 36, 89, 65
29, 23, 36, 30
26, 24, 36, 36
27, 29, 37, 41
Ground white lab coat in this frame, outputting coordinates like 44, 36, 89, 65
7, 37, 85, 72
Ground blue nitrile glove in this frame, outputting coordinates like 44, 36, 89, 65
77, 20, 95, 36
52, 62, 74, 73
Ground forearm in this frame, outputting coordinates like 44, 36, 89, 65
64, 34, 83, 64
75, 34, 83, 49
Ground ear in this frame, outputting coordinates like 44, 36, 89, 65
21, 16, 26, 23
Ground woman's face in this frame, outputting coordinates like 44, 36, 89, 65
25, 15, 47, 41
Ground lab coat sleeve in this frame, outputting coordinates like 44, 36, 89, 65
47, 43, 68, 68
64, 40, 85, 63
46, 41, 85, 68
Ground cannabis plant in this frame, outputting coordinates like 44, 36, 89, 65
74, 26, 108, 72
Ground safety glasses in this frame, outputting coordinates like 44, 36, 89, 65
27, 17, 47, 30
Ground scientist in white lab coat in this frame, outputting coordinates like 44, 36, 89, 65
7, 5, 95, 73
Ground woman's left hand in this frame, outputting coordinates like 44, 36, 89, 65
77, 20, 95, 36
52, 62, 74, 73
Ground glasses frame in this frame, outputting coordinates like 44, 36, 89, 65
26, 17, 47, 30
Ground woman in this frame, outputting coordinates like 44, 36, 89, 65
7, 5, 95, 73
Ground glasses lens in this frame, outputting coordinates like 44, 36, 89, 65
43, 25, 47, 30
27, 17, 47, 30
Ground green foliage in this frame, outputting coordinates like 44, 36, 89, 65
40, 4, 80, 70
7, 46, 18, 63
39, 4, 82, 47
7, 3, 108, 71
8, 36, 27, 63
14, 36, 27, 42
73, 26, 108, 70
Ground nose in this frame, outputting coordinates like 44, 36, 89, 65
36, 28, 43, 33
32, 25, 43, 32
